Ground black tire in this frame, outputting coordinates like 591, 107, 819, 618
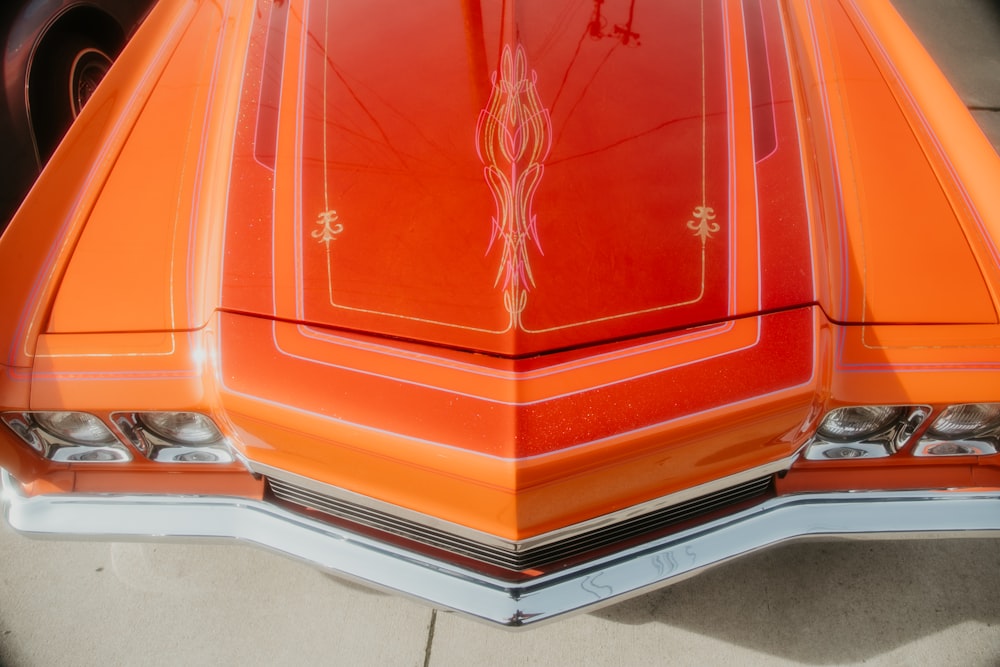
68, 46, 114, 116
28, 25, 121, 162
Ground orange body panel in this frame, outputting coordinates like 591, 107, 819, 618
1, 0, 999, 544
218, 308, 818, 537
783, 0, 997, 325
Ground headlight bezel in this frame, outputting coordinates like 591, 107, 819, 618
913, 402, 1000, 457
112, 411, 235, 464
0, 411, 132, 463
804, 405, 930, 460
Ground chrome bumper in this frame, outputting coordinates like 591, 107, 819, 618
3, 469, 999, 628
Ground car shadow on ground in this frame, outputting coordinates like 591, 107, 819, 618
592, 539, 1000, 664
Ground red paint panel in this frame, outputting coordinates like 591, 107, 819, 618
221, 2, 284, 317
749, 0, 815, 310
220, 1, 824, 356
294, 0, 734, 355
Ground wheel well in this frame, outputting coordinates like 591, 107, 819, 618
27, 6, 126, 162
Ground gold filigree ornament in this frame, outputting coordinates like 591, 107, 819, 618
686, 205, 718, 244
476, 44, 552, 330
312, 209, 344, 248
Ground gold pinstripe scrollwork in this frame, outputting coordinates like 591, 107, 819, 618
476, 44, 553, 330
308, 1, 721, 339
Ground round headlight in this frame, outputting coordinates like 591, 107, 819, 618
928, 403, 1000, 438
138, 412, 222, 445
33, 412, 116, 445
817, 406, 904, 442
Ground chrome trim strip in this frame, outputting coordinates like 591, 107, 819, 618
4, 469, 998, 628
249, 454, 800, 551
267, 474, 773, 570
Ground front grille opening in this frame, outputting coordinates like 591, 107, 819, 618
266, 475, 774, 575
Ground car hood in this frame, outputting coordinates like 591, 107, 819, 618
41, 0, 997, 350
219, 0, 816, 356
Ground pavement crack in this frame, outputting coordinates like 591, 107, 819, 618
422, 609, 437, 667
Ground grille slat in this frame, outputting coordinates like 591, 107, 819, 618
267, 475, 773, 571
521, 476, 773, 563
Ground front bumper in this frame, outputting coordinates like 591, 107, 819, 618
3, 469, 999, 628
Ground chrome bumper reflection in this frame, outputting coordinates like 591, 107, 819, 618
3, 469, 999, 628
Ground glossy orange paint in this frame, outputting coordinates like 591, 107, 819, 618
1, 0, 999, 544
784, 0, 998, 326
218, 308, 817, 537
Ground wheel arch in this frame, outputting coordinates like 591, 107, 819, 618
24, 3, 126, 163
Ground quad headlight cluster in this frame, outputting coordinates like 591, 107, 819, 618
1, 411, 235, 464
805, 403, 1000, 460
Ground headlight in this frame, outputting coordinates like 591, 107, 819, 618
1, 411, 131, 462
804, 405, 928, 460
138, 412, 223, 445
113, 411, 235, 464
816, 406, 906, 442
913, 403, 1000, 457
927, 403, 1000, 438
33, 412, 118, 445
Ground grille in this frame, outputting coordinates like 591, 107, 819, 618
266, 475, 773, 571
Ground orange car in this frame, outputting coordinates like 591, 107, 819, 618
1, 0, 999, 627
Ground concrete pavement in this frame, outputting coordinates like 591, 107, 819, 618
1, 534, 998, 665
892, 0, 1000, 149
